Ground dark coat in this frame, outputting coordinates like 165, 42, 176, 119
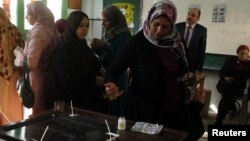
217, 56, 250, 95
53, 38, 101, 110
105, 30, 188, 123
105, 30, 206, 141
175, 22, 207, 72
53, 11, 104, 111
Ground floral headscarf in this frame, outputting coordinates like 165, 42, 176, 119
143, 0, 188, 67
0, 7, 24, 80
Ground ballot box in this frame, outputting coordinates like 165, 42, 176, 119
0, 107, 188, 141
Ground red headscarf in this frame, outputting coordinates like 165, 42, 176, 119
56, 19, 67, 34
237, 45, 249, 54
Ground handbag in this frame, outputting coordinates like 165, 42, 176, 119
16, 57, 35, 108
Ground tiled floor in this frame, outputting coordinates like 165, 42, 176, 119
198, 132, 208, 141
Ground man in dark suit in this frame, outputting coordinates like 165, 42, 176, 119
176, 8, 207, 73
176, 8, 207, 141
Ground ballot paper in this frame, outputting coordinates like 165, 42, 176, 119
130, 122, 163, 135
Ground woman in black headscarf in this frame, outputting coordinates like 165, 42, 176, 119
54, 11, 102, 111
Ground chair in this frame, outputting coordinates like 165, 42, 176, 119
184, 72, 211, 118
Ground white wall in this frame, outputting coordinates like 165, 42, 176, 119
142, 0, 250, 55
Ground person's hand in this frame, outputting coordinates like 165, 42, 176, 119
244, 56, 250, 61
91, 38, 105, 50
224, 76, 234, 81
224, 76, 234, 83
104, 82, 123, 97
182, 72, 194, 81
182, 72, 196, 86
13, 46, 23, 56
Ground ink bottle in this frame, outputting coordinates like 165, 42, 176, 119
118, 116, 126, 130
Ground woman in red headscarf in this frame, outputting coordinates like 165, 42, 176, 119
215, 45, 250, 125
55, 18, 67, 34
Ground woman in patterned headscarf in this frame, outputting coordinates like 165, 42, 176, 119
0, 7, 24, 125
104, 0, 195, 135
14, 1, 59, 115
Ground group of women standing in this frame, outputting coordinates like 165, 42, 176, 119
0, 1, 206, 141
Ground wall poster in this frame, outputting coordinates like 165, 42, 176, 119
212, 4, 226, 23
68, 0, 81, 9
113, 3, 135, 29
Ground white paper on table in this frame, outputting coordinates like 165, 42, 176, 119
130, 122, 163, 135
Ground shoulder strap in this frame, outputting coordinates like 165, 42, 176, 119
23, 57, 31, 87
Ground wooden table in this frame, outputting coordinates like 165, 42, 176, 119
0, 107, 188, 141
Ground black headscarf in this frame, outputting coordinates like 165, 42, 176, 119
54, 11, 101, 108
62, 11, 89, 46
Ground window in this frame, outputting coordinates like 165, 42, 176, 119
47, 0, 62, 21
0, 0, 17, 25
10, 0, 17, 25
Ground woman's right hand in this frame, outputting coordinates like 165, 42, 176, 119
91, 38, 105, 50
13, 46, 23, 56
224, 76, 234, 82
